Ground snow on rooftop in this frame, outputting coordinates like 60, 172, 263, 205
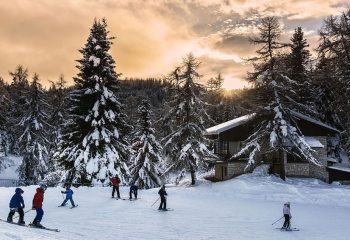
205, 113, 255, 135
290, 110, 340, 133
328, 166, 350, 173
304, 136, 324, 148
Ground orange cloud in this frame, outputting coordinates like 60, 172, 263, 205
0, 0, 348, 90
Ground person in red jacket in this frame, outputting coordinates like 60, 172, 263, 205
31, 184, 47, 228
110, 174, 121, 198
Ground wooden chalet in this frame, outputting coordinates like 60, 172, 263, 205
205, 111, 350, 183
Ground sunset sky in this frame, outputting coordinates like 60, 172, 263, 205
0, 0, 348, 89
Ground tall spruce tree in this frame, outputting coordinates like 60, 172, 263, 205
47, 75, 68, 172
287, 27, 317, 115
313, 9, 350, 159
247, 17, 286, 82
288, 27, 311, 81
18, 74, 49, 185
130, 100, 164, 189
56, 19, 131, 184
237, 17, 320, 180
7, 65, 30, 154
162, 54, 217, 185
0, 77, 9, 157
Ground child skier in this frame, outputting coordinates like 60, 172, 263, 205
282, 202, 291, 230
110, 174, 121, 198
60, 185, 76, 207
31, 184, 47, 228
129, 184, 138, 200
7, 188, 25, 225
158, 185, 167, 211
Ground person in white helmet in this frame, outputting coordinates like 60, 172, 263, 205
282, 202, 291, 229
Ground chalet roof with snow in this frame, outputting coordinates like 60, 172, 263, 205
205, 111, 340, 137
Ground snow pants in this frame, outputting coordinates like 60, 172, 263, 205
112, 186, 120, 198
159, 196, 166, 210
7, 207, 24, 223
283, 214, 290, 229
33, 208, 44, 223
129, 189, 137, 199
61, 197, 75, 207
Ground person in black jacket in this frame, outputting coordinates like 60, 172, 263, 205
129, 184, 138, 200
158, 185, 167, 211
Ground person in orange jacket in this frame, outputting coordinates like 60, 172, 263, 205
31, 184, 47, 228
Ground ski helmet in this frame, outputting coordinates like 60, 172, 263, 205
40, 183, 48, 191
15, 188, 24, 194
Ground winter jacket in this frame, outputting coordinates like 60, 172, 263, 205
158, 188, 167, 198
9, 188, 24, 209
110, 177, 121, 186
283, 205, 291, 216
32, 188, 44, 209
62, 188, 74, 199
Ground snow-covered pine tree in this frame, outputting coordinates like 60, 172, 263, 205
162, 54, 217, 185
315, 9, 350, 156
0, 77, 9, 158
7, 65, 30, 154
47, 75, 68, 172
237, 17, 321, 180
18, 74, 49, 185
130, 100, 163, 189
56, 19, 131, 184
288, 27, 312, 82
206, 73, 225, 124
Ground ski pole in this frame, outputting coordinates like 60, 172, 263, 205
151, 197, 160, 207
13, 209, 32, 220
271, 216, 284, 225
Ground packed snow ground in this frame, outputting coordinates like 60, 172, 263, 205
0, 174, 350, 240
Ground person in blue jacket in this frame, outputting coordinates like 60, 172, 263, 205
129, 184, 138, 200
60, 185, 76, 207
7, 188, 25, 225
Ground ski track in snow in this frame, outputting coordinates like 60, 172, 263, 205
0, 174, 350, 240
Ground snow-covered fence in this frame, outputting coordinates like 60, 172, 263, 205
0, 179, 19, 187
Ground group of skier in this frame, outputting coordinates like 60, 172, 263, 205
4, 177, 293, 231
7, 184, 47, 228
6, 183, 76, 228
109, 174, 139, 200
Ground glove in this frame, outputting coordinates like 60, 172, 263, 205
32, 207, 35, 210
23, 204, 25, 209
61, 191, 64, 193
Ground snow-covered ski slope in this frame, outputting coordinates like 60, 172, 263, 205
0, 174, 350, 240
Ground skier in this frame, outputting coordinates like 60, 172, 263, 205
60, 185, 76, 207
129, 184, 138, 200
7, 188, 25, 225
158, 185, 167, 211
282, 202, 291, 230
110, 174, 121, 198
31, 183, 47, 228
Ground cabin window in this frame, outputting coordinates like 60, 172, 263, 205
219, 141, 229, 155
229, 141, 241, 155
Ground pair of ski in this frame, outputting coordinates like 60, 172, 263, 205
113, 197, 140, 201
157, 208, 174, 211
58, 204, 78, 209
276, 227, 299, 231
0, 219, 60, 232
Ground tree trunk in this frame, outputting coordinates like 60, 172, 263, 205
190, 165, 196, 185
279, 150, 286, 181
